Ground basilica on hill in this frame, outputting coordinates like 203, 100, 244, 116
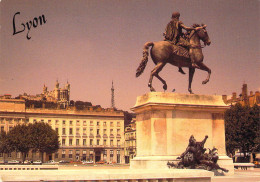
17, 80, 70, 108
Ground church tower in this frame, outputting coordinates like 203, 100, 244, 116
54, 80, 60, 101
65, 81, 70, 101
43, 84, 48, 94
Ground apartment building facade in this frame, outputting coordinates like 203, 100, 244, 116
124, 119, 136, 163
0, 98, 125, 164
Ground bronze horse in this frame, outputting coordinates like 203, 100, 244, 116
136, 24, 211, 94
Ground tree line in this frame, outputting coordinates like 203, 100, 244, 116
0, 122, 59, 163
225, 103, 259, 161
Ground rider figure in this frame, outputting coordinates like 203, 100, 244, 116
177, 135, 208, 163
164, 12, 201, 71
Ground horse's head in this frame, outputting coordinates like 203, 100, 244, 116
193, 24, 211, 46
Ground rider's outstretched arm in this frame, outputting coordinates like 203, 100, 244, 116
180, 23, 203, 31
201, 135, 208, 145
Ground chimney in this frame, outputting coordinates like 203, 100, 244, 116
222, 95, 227, 103
242, 84, 248, 98
232, 92, 237, 100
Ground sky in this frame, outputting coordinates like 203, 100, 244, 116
0, 0, 259, 111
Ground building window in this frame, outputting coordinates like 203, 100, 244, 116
103, 122, 106, 126
83, 128, 87, 135
110, 139, 113, 146
69, 128, 73, 135
103, 129, 107, 134
117, 129, 120, 134
1, 126, 4, 132
110, 129, 113, 134
9, 119, 13, 124
33, 119, 37, 123
90, 121, 93, 126
41, 119, 44, 122
83, 121, 86, 126
104, 139, 107, 145
83, 139, 86, 146
76, 150, 80, 160
90, 139, 93, 145
76, 139, 79, 146
110, 150, 113, 161
70, 121, 73, 125
90, 128, 93, 135
62, 150, 66, 158
76, 120, 80, 125
48, 120, 51, 124
56, 120, 59, 125
69, 150, 73, 158
117, 140, 120, 146
62, 128, 66, 135
62, 139, 66, 146
97, 129, 100, 135
69, 139, 73, 146
63, 120, 66, 125
97, 121, 100, 126
97, 139, 100, 145
55, 128, 59, 133
117, 122, 120, 127
110, 122, 113, 127
76, 128, 80, 135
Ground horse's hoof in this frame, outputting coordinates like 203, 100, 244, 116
202, 80, 208, 84
163, 84, 168, 91
188, 89, 194, 94
150, 87, 156, 92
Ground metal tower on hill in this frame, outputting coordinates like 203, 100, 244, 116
111, 81, 115, 108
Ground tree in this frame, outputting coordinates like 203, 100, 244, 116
0, 131, 12, 162
124, 111, 135, 126
29, 122, 60, 162
250, 104, 260, 152
6, 124, 32, 163
225, 103, 260, 160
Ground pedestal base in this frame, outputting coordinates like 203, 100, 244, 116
130, 155, 234, 176
131, 92, 234, 176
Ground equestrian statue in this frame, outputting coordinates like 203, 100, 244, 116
136, 12, 211, 94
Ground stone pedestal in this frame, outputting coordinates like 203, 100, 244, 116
130, 92, 234, 175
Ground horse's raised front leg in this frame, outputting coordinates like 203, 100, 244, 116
188, 67, 195, 94
196, 62, 211, 84
148, 62, 166, 92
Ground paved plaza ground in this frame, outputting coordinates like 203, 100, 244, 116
0, 164, 259, 182
212, 168, 260, 182
59, 165, 260, 182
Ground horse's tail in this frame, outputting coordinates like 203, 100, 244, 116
136, 42, 154, 77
